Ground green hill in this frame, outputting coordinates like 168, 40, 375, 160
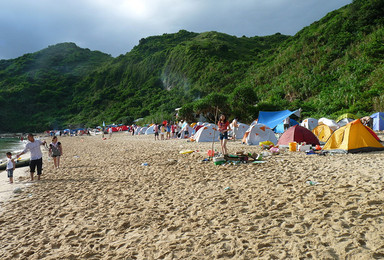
0, 43, 113, 131
0, 0, 383, 132
246, 0, 384, 119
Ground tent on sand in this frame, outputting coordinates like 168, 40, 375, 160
312, 124, 334, 143
242, 124, 277, 145
301, 118, 318, 131
192, 124, 219, 142
229, 122, 249, 139
336, 113, 358, 127
277, 125, 320, 146
318, 118, 339, 131
323, 119, 384, 153
370, 112, 384, 131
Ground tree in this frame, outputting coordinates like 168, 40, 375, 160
229, 85, 258, 121
193, 93, 229, 122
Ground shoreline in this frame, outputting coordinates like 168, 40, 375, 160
0, 154, 32, 213
0, 135, 50, 213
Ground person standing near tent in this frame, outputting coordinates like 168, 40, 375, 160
16, 133, 46, 181
283, 117, 290, 131
153, 123, 159, 141
108, 127, 113, 138
166, 122, 171, 140
218, 114, 231, 155
171, 122, 177, 138
231, 118, 239, 140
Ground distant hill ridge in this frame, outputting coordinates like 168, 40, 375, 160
0, 0, 383, 132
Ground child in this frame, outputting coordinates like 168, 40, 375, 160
160, 124, 166, 140
49, 136, 62, 169
6, 152, 15, 183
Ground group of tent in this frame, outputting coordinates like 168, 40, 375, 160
189, 111, 384, 154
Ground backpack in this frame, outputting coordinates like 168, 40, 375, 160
50, 142, 61, 156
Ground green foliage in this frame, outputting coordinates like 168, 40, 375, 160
0, 0, 383, 132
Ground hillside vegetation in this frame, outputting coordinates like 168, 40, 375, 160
0, 0, 383, 132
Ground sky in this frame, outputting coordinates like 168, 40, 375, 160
0, 0, 352, 60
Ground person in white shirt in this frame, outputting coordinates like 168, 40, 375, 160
17, 133, 46, 181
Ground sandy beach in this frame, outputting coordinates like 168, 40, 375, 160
0, 155, 33, 213
0, 132, 384, 259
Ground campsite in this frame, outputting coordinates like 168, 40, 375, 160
1, 110, 384, 259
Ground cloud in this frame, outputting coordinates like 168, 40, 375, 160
0, 0, 352, 59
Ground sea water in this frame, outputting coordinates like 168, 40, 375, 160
0, 137, 25, 162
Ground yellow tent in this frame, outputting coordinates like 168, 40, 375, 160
312, 124, 333, 143
323, 119, 384, 153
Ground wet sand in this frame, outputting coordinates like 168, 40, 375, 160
0, 133, 384, 259
0, 155, 34, 213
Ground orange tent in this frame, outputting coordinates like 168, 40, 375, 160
312, 124, 333, 143
323, 119, 384, 153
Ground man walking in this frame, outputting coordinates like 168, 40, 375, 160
17, 133, 46, 181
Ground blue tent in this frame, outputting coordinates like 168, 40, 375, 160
258, 109, 300, 130
275, 119, 299, 133
371, 112, 384, 131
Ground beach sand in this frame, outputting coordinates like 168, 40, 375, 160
0, 133, 384, 259
0, 155, 34, 213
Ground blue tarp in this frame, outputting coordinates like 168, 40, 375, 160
258, 110, 299, 130
371, 112, 384, 131
275, 119, 299, 133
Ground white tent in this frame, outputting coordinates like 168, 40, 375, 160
242, 124, 277, 145
318, 118, 339, 131
145, 125, 155, 135
301, 118, 318, 131
138, 127, 148, 135
134, 127, 141, 135
193, 124, 219, 142
229, 122, 249, 139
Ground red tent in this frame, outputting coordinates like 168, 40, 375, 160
120, 125, 128, 131
277, 125, 320, 145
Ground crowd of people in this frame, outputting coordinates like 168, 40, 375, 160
6, 115, 236, 182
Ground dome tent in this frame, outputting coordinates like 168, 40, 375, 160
312, 124, 333, 143
370, 112, 384, 131
323, 119, 384, 153
242, 124, 277, 145
277, 125, 320, 146
301, 118, 318, 131
192, 124, 219, 142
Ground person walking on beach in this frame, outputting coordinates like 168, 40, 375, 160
16, 133, 46, 181
49, 136, 62, 169
218, 114, 230, 155
5, 152, 15, 184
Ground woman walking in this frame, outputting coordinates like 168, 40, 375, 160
49, 136, 63, 169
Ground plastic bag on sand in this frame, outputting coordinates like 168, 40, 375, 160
270, 147, 280, 155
